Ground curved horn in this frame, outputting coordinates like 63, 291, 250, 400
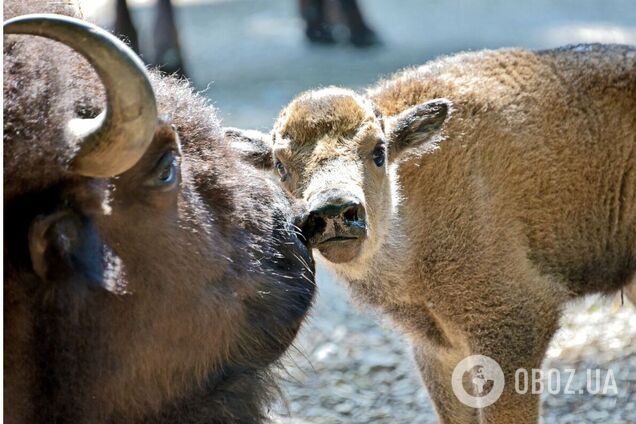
4, 14, 158, 177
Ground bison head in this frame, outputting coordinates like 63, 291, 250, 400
4, 13, 314, 423
229, 87, 451, 273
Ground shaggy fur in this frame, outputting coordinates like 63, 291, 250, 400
234, 45, 636, 423
4, 2, 315, 423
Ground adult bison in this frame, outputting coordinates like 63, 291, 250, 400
3, 3, 314, 423
231, 45, 636, 423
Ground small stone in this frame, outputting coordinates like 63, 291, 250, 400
334, 401, 354, 415
313, 342, 338, 362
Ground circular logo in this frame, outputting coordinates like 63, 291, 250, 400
451, 355, 505, 408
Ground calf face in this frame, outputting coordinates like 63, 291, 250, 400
231, 87, 451, 266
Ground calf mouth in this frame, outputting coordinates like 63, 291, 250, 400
319, 235, 360, 245
316, 233, 364, 263
296, 206, 367, 263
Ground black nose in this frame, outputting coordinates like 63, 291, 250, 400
300, 191, 366, 243
312, 201, 365, 222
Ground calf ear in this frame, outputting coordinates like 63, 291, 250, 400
385, 98, 452, 160
224, 127, 274, 169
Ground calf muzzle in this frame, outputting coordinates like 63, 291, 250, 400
298, 190, 367, 263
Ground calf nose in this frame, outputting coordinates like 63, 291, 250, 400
300, 191, 366, 242
312, 201, 365, 223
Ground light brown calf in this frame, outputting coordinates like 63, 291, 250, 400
230, 44, 636, 423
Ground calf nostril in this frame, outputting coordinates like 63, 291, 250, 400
342, 206, 359, 222
301, 213, 327, 241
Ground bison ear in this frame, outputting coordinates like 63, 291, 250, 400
29, 211, 110, 290
385, 98, 452, 160
224, 127, 274, 169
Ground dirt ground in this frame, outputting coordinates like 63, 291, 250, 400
82, 1, 636, 422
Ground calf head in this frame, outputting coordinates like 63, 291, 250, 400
4, 13, 314, 422
230, 87, 451, 267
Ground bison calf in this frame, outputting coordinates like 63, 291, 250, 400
4, 3, 315, 423
232, 45, 636, 423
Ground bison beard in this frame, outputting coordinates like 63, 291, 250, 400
3, 2, 315, 423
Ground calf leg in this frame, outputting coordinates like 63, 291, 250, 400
412, 274, 565, 423
414, 343, 479, 424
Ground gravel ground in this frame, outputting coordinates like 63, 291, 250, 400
271, 265, 437, 423
82, 1, 636, 422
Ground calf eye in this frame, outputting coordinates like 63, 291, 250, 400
275, 160, 288, 182
372, 145, 386, 167
151, 151, 179, 187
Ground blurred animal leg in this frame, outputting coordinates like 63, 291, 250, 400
114, 0, 140, 52
153, 0, 188, 78
337, 0, 380, 47
299, 0, 336, 44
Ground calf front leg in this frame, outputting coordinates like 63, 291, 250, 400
413, 342, 479, 424
411, 275, 565, 423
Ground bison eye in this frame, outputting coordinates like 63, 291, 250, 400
151, 150, 179, 187
372, 145, 386, 167
275, 159, 288, 182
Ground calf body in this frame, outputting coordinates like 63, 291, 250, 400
234, 45, 636, 423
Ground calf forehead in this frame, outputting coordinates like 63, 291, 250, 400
274, 88, 376, 149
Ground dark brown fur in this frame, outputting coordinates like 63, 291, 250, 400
4, 2, 315, 423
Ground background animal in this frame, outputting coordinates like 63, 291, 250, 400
230, 44, 636, 423
3, 2, 314, 422
299, 0, 380, 47
111, 0, 378, 81
114, 0, 188, 77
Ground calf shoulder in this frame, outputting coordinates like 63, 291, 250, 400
371, 45, 636, 294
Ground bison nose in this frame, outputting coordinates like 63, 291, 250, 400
300, 192, 366, 243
